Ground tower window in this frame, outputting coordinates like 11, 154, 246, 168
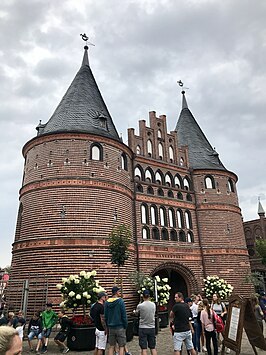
158, 129, 162, 138
170, 229, 178, 241
159, 207, 167, 227
179, 230, 186, 242
227, 178, 235, 193
177, 209, 184, 228
158, 143, 163, 159
185, 210, 192, 229
183, 177, 191, 191
136, 145, 141, 155
169, 146, 174, 162
152, 227, 160, 240
141, 204, 149, 224
151, 205, 158, 225
142, 227, 150, 239
147, 186, 154, 195
205, 175, 215, 189
90, 144, 103, 161
187, 231, 194, 243
161, 228, 169, 240
121, 153, 128, 170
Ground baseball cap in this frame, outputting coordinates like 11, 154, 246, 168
143, 289, 150, 297
111, 286, 120, 295
260, 291, 266, 296
98, 291, 107, 299
185, 297, 192, 303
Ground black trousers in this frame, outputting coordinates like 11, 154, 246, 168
204, 330, 218, 355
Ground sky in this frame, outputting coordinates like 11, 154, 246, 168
0, 0, 265, 268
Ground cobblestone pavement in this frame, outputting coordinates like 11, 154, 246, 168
22, 327, 266, 355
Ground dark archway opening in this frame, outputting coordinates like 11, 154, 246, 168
152, 269, 188, 311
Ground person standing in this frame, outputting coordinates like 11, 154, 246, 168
135, 289, 157, 355
200, 298, 218, 355
90, 291, 108, 355
104, 286, 127, 355
40, 303, 58, 353
170, 292, 196, 355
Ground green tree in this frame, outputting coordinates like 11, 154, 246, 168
108, 224, 131, 289
256, 239, 266, 265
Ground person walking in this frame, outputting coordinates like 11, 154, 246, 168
104, 286, 127, 355
200, 299, 218, 355
54, 309, 71, 353
90, 291, 108, 355
135, 289, 157, 355
170, 292, 196, 355
40, 303, 58, 353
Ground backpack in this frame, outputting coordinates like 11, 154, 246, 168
212, 311, 224, 333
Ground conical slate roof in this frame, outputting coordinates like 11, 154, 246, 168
175, 91, 227, 171
258, 200, 265, 216
37, 46, 120, 141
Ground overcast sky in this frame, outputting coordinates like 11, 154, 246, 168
1, 0, 265, 268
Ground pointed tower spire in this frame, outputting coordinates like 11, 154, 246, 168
181, 90, 188, 109
258, 198, 265, 218
82, 45, 89, 67
36, 43, 120, 141
175, 91, 226, 171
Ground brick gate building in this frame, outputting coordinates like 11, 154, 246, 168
8, 45, 252, 314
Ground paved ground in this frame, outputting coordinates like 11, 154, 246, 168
22, 327, 266, 355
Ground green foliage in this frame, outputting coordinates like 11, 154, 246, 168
256, 239, 266, 265
108, 224, 131, 267
244, 271, 265, 288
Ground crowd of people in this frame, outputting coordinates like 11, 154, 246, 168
0, 289, 265, 355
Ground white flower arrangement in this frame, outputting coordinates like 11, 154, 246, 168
56, 270, 105, 312
137, 274, 171, 307
203, 275, 234, 299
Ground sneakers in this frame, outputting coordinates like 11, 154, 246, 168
202, 346, 207, 352
226, 348, 231, 354
41, 346, 47, 354
62, 348, 69, 354
125, 353, 132, 355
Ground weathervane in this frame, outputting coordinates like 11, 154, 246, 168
80, 33, 95, 47
177, 80, 189, 90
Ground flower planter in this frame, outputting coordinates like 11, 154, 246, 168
158, 310, 169, 328
67, 326, 96, 351
126, 318, 134, 342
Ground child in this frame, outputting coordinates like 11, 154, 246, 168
41, 303, 58, 353
15, 318, 25, 340
54, 309, 71, 354
28, 312, 43, 353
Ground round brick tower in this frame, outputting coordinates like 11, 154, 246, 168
9, 46, 137, 312
175, 91, 252, 295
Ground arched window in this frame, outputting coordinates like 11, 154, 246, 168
134, 166, 142, 180
158, 129, 162, 138
170, 229, 178, 241
174, 175, 182, 189
183, 177, 191, 191
147, 186, 154, 195
161, 228, 169, 240
205, 175, 215, 189
177, 192, 183, 200
142, 227, 150, 239
186, 193, 192, 202
165, 173, 172, 187
145, 169, 153, 182
185, 210, 192, 229
160, 207, 167, 227
147, 140, 153, 156
157, 188, 164, 197
121, 153, 128, 170
136, 145, 141, 155
177, 209, 184, 228
136, 184, 143, 193
187, 231, 194, 243
141, 204, 149, 224
155, 171, 162, 184
152, 227, 160, 240
168, 190, 174, 198
158, 143, 163, 159
91, 144, 103, 161
179, 230, 186, 242
180, 157, 184, 166
169, 146, 174, 162
168, 208, 176, 228
228, 178, 235, 193
150, 205, 158, 225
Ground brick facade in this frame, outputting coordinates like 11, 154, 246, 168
8, 49, 252, 315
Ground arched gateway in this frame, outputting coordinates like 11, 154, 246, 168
150, 262, 199, 310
